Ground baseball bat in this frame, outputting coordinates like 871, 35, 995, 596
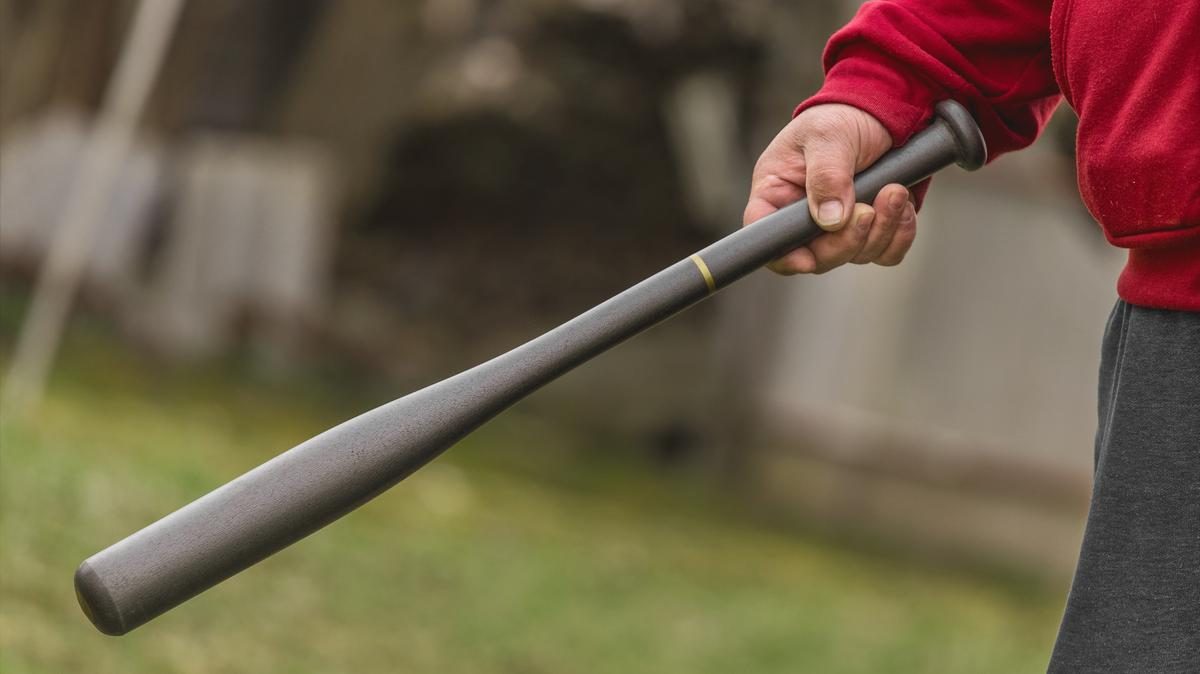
75, 100, 985, 635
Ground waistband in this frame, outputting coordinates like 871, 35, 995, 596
1117, 237, 1200, 312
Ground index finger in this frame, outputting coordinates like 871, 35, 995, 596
743, 172, 806, 226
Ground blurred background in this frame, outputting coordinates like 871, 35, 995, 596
0, 1, 1124, 672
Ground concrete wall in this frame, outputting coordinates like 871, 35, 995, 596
748, 142, 1124, 574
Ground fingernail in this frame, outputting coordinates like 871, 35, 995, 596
857, 211, 874, 230
889, 191, 906, 212
817, 201, 843, 227
902, 202, 916, 222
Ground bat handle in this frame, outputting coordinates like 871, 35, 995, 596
694, 100, 986, 291
852, 100, 987, 202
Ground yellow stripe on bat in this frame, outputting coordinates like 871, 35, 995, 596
689, 254, 716, 294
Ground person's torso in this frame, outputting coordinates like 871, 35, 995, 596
1049, 0, 1200, 247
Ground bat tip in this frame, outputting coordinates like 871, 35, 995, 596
75, 560, 128, 636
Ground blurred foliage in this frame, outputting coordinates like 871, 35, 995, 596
0, 301, 1064, 673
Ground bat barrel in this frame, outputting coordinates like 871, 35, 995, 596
76, 101, 984, 635
74, 255, 715, 636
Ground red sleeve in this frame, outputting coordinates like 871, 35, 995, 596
797, 0, 1062, 162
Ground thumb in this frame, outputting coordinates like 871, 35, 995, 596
804, 138, 857, 231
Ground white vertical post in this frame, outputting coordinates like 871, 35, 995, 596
2, 0, 185, 414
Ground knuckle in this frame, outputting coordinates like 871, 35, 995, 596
751, 172, 792, 198
768, 254, 804, 275
805, 109, 855, 141
814, 253, 848, 274
858, 240, 883, 259
758, 173, 790, 191
806, 164, 850, 191
828, 246, 858, 268
877, 213, 901, 233
805, 122, 841, 145
854, 214, 874, 236
847, 218, 871, 242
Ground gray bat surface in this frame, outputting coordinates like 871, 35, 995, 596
75, 101, 986, 636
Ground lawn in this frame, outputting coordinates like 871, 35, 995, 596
0, 322, 1065, 673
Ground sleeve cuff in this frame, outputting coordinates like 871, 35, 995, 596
793, 44, 941, 148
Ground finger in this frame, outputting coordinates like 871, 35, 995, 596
876, 201, 917, 266
743, 176, 805, 227
806, 203, 874, 273
852, 184, 909, 264
749, 155, 810, 274
802, 135, 856, 232
767, 246, 818, 275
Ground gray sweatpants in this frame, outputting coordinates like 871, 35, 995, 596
1048, 301, 1200, 672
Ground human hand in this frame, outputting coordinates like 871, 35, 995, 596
744, 104, 917, 274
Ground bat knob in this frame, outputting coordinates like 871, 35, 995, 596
936, 100, 987, 171
75, 561, 127, 636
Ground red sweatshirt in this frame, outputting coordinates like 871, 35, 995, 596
797, 0, 1200, 311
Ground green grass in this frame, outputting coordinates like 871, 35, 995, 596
0, 321, 1064, 673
